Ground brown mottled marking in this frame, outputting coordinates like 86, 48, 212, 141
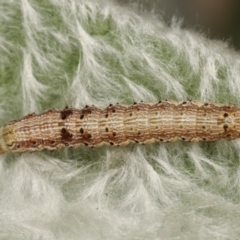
61, 107, 73, 120
1, 100, 240, 153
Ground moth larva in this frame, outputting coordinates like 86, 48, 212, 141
0, 100, 240, 154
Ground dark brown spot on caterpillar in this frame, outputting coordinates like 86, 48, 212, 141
105, 127, 109, 132
80, 128, 84, 134
113, 132, 116, 136
182, 101, 187, 105
61, 128, 71, 141
80, 114, 84, 119
109, 104, 112, 107
204, 103, 209, 106
223, 124, 228, 131
112, 109, 116, 113
135, 140, 139, 143
88, 133, 92, 138
84, 143, 88, 146
110, 142, 114, 145
223, 113, 228, 118
61, 109, 73, 120
105, 113, 108, 118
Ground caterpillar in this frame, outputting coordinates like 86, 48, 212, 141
0, 100, 240, 154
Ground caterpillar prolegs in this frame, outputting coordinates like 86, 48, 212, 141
1, 100, 240, 154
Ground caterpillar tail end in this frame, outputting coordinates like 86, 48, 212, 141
0, 145, 6, 154
0, 127, 8, 154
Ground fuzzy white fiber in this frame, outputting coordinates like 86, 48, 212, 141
1, 0, 240, 239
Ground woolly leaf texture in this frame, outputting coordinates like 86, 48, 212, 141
0, 0, 240, 239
